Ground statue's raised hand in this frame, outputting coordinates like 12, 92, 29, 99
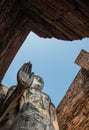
0, 63, 34, 123
17, 62, 34, 89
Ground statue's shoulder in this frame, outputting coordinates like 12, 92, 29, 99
0, 84, 9, 96
0, 84, 9, 105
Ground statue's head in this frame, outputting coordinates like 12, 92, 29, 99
30, 75, 44, 91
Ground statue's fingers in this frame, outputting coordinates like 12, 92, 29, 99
20, 64, 26, 71
26, 72, 34, 86
26, 63, 30, 74
23, 63, 28, 72
26, 62, 32, 74
17, 64, 25, 80
23, 62, 32, 73
29, 72, 34, 82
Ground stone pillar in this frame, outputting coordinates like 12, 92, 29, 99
57, 50, 89, 130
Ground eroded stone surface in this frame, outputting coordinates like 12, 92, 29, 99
75, 49, 89, 70
14, 75, 59, 130
57, 69, 89, 130
0, 75, 59, 130
57, 50, 89, 130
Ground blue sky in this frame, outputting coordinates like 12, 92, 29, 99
2, 32, 89, 107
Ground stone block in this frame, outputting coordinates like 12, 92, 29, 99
75, 49, 89, 70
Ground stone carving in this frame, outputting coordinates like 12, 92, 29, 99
0, 62, 59, 130
57, 50, 89, 130
14, 75, 59, 130
0, 62, 34, 130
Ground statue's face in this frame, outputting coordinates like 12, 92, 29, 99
31, 75, 44, 91
42, 93, 50, 110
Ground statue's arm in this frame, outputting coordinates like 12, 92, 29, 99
0, 62, 34, 123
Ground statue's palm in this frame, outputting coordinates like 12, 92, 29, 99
17, 62, 34, 88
